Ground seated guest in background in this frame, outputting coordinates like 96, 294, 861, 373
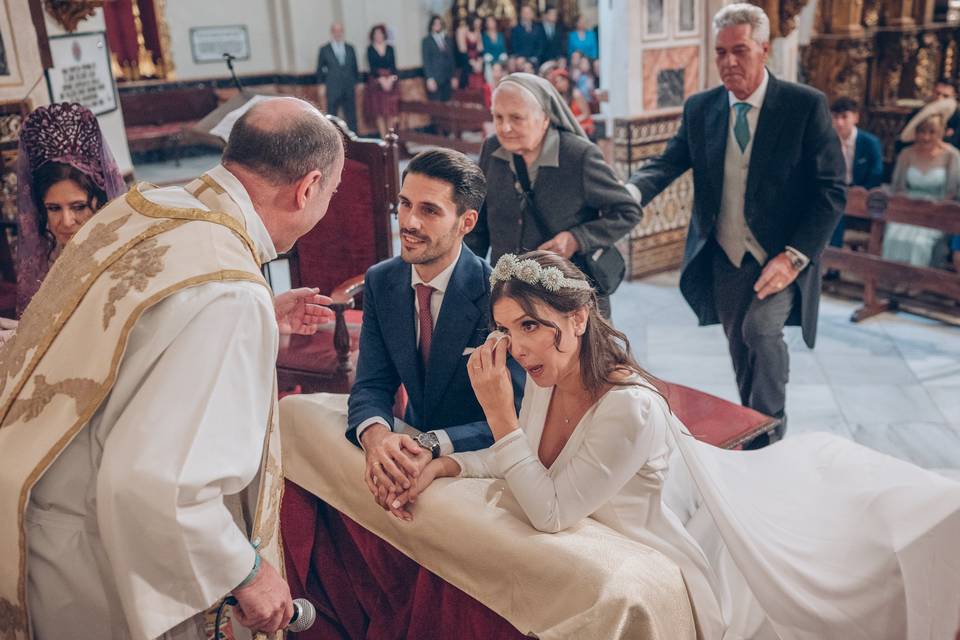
422, 14, 457, 102
885, 102, 960, 267
548, 67, 595, 140
465, 73, 641, 318
456, 14, 486, 91
510, 5, 546, 65
364, 24, 400, 138
347, 148, 524, 515
932, 78, 960, 147
540, 6, 566, 63
482, 15, 508, 71
567, 15, 598, 60
393, 250, 960, 639
16, 102, 126, 315
575, 55, 596, 97
317, 22, 360, 133
828, 96, 883, 248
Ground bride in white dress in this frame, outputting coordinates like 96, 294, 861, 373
389, 251, 960, 640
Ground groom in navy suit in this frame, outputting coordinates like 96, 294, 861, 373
348, 148, 524, 509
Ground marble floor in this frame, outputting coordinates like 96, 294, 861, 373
611, 271, 960, 472
135, 154, 960, 472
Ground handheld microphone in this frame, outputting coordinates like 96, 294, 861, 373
217, 597, 316, 636
287, 598, 317, 632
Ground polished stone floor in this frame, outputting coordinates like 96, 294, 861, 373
136, 154, 960, 472
611, 271, 960, 472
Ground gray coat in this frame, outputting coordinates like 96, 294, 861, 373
466, 129, 642, 264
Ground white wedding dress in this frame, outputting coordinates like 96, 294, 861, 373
450, 378, 960, 640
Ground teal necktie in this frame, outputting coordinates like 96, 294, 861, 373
733, 102, 752, 152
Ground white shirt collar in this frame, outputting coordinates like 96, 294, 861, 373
207, 164, 278, 264
728, 68, 770, 110
410, 242, 462, 293
841, 126, 858, 146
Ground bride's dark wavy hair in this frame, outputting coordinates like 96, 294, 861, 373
490, 250, 668, 402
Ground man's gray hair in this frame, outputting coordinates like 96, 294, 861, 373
713, 3, 770, 44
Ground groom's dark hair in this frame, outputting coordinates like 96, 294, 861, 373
402, 148, 486, 215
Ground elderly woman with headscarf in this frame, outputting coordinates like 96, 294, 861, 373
465, 72, 641, 317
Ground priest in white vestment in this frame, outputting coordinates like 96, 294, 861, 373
7, 98, 345, 640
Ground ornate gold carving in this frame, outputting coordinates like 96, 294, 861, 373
153, 0, 175, 79
102, 238, 171, 330
913, 32, 940, 98
42, 0, 103, 33
6, 375, 101, 425
863, 0, 881, 25
802, 36, 874, 104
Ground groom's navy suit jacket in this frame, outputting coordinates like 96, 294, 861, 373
347, 244, 524, 451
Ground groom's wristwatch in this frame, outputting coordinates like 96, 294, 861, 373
416, 431, 441, 459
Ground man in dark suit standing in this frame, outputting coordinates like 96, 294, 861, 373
421, 14, 457, 102
510, 5, 547, 65
316, 22, 359, 133
829, 96, 883, 248
629, 4, 845, 448
540, 6, 566, 63
348, 149, 524, 515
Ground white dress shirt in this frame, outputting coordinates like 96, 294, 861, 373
839, 126, 857, 185
355, 244, 463, 455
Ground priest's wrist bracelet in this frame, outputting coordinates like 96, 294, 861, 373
235, 551, 261, 589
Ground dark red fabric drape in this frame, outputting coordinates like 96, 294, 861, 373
102, 0, 138, 68
281, 480, 528, 640
102, 0, 163, 72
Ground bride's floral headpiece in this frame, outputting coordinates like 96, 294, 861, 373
489, 254, 593, 293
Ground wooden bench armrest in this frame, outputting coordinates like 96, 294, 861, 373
325, 274, 366, 373
330, 274, 365, 305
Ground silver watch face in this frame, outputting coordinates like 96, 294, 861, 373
417, 432, 438, 448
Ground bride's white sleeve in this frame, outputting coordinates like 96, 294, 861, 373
448, 429, 525, 478
448, 377, 536, 478
494, 387, 664, 533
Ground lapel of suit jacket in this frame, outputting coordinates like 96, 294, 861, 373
385, 261, 424, 412
853, 130, 866, 183
423, 246, 483, 419
705, 88, 729, 219
746, 72, 786, 205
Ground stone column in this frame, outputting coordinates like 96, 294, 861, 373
598, 0, 645, 127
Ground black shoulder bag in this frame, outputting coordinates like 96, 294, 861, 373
512, 154, 626, 296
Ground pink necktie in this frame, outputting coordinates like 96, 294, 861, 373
416, 284, 435, 368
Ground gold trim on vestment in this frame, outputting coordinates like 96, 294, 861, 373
13, 270, 268, 636
126, 183, 261, 268
0, 218, 187, 427
0, 181, 276, 639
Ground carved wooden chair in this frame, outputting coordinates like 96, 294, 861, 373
276, 117, 399, 394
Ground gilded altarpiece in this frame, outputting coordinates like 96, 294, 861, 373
802, 0, 960, 164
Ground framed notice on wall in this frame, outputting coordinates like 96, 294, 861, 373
45, 31, 117, 116
190, 26, 250, 63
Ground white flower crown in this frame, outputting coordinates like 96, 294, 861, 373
489, 254, 593, 292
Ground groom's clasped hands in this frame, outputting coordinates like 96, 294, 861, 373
359, 332, 516, 521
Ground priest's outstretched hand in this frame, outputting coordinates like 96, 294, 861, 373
274, 287, 335, 335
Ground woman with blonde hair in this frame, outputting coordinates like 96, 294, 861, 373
885, 101, 960, 267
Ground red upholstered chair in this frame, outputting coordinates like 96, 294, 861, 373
276, 117, 399, 394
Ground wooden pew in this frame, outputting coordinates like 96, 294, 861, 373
822, 186, 960, 322
397, 93, 491, 156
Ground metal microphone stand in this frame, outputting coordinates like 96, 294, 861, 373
223, 53, 244, 92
